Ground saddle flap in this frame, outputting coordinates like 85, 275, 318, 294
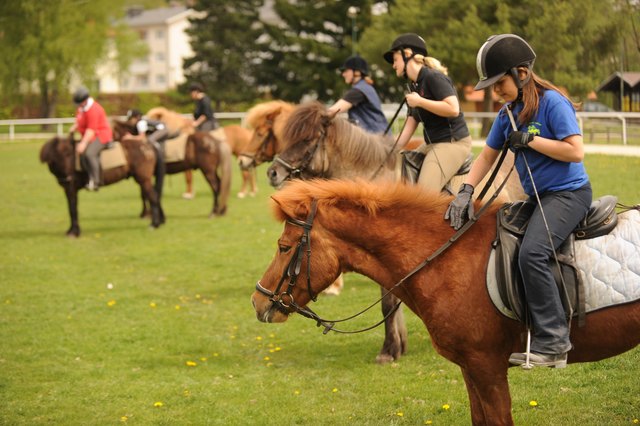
75, 142, 126, 172
164, 132, 189, 163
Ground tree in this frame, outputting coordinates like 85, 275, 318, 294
0, 0, 141, 118
183, 0, 265, 108
253, 0, 374, 102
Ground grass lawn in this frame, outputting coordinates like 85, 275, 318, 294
0, 140, 638, 425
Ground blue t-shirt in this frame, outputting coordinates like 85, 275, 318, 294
486, 90, 589, 196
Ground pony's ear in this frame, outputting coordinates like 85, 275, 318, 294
266, 107, 282, 121
326, 108, 340, 121
270, 194, 309, 222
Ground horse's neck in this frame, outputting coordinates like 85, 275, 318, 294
328, 124, 396, 180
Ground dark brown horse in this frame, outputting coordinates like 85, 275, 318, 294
252, 179, 640, 425
112, 119, 232, 218
39, 133, 163, 237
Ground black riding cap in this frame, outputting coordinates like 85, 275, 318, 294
474, 34, 536, 90
72, 87, 90, 104
383, 33, 428, 63
340, 55, 369, 75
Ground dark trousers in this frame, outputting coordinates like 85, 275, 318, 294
518, 183, 592, 355
80, 139, 107, 185
148, 129, 169, 198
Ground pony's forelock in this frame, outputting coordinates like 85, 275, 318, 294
246, 101, 295, 129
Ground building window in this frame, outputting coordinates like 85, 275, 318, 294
156, 75, 166, 85
155, 52, 165, 62
135, 75, 149, 87
155, 29, 164, 39
139, 30, 147, 40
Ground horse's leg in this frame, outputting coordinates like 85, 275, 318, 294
64, 183, 80, 237
139, 186, 151, 218
137, 176, 162, 228
460, 364, 513, 426
376, 290, 408, 364
200, 166, 223, 217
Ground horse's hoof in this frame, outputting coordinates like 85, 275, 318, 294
375, 353, 396, 364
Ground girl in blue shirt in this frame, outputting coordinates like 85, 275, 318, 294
446, 34, 592, 368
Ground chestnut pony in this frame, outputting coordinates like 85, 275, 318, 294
264, 101, 525, 364
39, 132, 163, 237
238, 100, 296, 169
113, 116, 232, 218
252, 179, 640, 426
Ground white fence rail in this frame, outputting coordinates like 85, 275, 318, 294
1, 108, 639, 145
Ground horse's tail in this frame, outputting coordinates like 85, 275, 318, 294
217, 136, 233, 213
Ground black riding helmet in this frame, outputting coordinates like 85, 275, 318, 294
126, 109, 142, 120
72, 87, 90, 104
474, 34, 536, 91
340, 55, 369, 75
383, 33, 428, 64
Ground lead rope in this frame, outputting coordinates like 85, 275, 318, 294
505, 106, 571, 370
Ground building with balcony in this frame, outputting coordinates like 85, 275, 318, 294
97, 5, 200, 93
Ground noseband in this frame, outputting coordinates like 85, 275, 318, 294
255, 199, 319, 310
240, 124, 277, 167
272, 128, 327, 181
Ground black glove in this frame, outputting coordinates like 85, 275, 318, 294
444, 183, 475, 230
508, 131, 534, 150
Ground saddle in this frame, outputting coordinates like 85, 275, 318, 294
491, 195, 619, 326
164, 132, 190, 163
75, 141, 127, 172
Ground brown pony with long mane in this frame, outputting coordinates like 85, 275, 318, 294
267, 101, 524, 202
252, 179, 640, 425
238, 100, 296, 169
40, 132, 163, 237
114, 114, 233, 218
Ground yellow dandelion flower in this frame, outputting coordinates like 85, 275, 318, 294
184, 390, 191, 396
266, 362, 273, 367
275, 346, 282, 351
529, 400, 538, 407
107, 300, 116, 307
213, 352, 219, 357
424, 421, 433, 425
120, 416, 128, 422
269, 333, 275, 338
195, 294, 201, 299
396, 411, 404, 417
154, 401, 163, 407
256, 336, 263, 341
264, 356, 270, 361
269, 349, 275, 353
175, 305, 181, 310
149, 302, 157, 308
332, 388, 338, 393
200, 357, 207, 362
294, 390, 300, 395
186, 361, 197, 367
442, 404, 450, 410
633, 419, 639, 424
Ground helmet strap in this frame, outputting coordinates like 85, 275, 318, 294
400, 50, 416, 80
510, 66, 532, 103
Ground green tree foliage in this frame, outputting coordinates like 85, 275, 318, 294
0, 0, 141, 118
252, 0, 374, 102
183, 0, 265, 108
361, 0, 635, 106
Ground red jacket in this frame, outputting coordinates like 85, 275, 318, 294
76, 99, 113, 143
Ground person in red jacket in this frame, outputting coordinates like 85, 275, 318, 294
69, 87, 113, 191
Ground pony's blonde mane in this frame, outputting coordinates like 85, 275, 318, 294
245, 101, 295, 129
271, 179, 452, 222
146, 107, 193, 134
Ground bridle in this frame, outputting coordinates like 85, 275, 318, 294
255, 199, 403, 334
271, 127, 328, 182
240, 123, 278, 167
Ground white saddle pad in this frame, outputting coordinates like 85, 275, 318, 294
487, 208, 640, 319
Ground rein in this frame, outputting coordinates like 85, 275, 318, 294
240, 126, 277, 166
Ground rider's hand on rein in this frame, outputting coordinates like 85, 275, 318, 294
445, 183, 475, 230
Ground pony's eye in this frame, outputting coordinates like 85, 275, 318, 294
278, 244, 292, 254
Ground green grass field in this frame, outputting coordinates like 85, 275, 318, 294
1, 141, 639, 425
